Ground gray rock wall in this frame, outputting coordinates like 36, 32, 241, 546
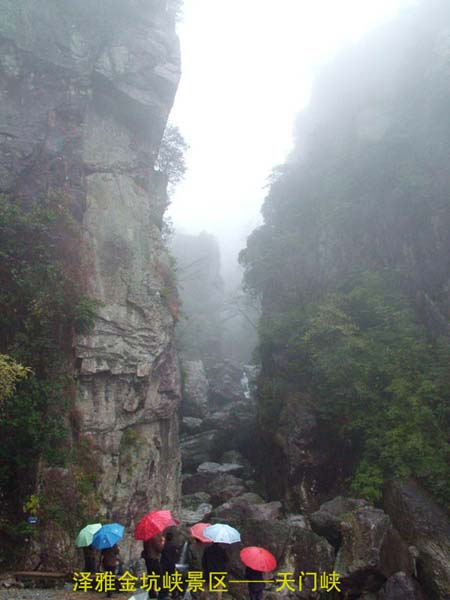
0, 0, 181, 565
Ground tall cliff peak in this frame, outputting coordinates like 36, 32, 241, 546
0, 0, 182, 567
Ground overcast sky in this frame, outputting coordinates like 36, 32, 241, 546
168, 0, 414, 275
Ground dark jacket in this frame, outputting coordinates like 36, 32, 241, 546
102, 545, 119, 571
245, 566, 265, 592
142, 554, 167, 600
161, 541, 179, 574
202, 543, 228, 578
142, 544, 162, 576
83, 545, 96, 573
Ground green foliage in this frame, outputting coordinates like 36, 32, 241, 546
302, 272, 450, 504
0, 193, 99, 539
252, 266, 450, 506
0, 354, 31, 404
0, 194, 96, 371
155, 124, 189, 195
72, 296, 102, 335
120, 428, 145, 474
22, 494, 40, 516
0, 375, 70, 481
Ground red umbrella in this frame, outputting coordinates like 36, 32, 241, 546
134, 510, 180, 541
240, 547, 277, 572
190, 522, 212, 543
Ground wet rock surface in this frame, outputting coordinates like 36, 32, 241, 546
310, 496, 369, 548
178, 360, 445, 599
0, 0, 181, 570
336, 506, 414, 595
384, 479, 450, 600
379, 571, 428, 600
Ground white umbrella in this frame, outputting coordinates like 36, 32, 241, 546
203, 523, 241, 544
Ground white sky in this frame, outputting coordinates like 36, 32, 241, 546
168, 0, 413, 273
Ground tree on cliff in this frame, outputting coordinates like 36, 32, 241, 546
155, 124, 189, 195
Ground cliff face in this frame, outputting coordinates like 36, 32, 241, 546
0, 0, 181, 565
241, 0, 450, 513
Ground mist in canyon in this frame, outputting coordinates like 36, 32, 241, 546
1, 0, 450, 598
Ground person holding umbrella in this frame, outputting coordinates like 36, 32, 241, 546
134, 509, 179, 600
92, 523, 125, 598
189, 523, 212, 571
240, 546, 277, 600
202, 524, 241, 600
101, 544, 120, 597
83, 545, 96, 576
142, 533, 166, 598
76, 523, 101, 575
201, 543, 228, 599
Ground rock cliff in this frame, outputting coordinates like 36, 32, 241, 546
0, 0, 181, 566
240, 0, 450, 513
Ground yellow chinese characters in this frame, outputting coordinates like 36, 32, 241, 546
72, 570, 341, 594
208, 571, 228, 593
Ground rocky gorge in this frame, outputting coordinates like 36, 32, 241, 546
174, 357, 450, 599
0, 1, 449, 599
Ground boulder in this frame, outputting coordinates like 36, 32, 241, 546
238, 492, 265, 505
335, 506, 414, 596
286, 514, 310, 529
221, 450, 255, 480
181, 416, 203, 435
310, 496, 369, 547
221, 450, 246, 463
181, 491, 212, 507
180, 491, 213, 524
179, 502, 213, 525
227, 518, 292, 586
283, 527, 335, 599
182, 471, 248, 505
383, 479, 450, 600
226, 518, 335, 600
379, 571, 427, 600
197, 461, 244, 477
212, 497, 282, 524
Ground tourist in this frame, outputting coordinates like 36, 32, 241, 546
245, 565, 265, 600
143, 533, 170, 600
82, 544, 96, 575
201, 542, 228, 600
101, 543, 120, 598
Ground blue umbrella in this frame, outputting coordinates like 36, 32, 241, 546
92, 523, 124, 550
203, 523, 241, 544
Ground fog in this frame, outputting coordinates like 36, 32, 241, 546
168, 0, 416, 286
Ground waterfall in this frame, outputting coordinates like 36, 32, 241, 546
179, 540, 189, 565
241, 372, 250, 399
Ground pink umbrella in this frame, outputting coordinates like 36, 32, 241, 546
190, 522, 212, 543
134, 510, 180, 541
240, 547, 277, 572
